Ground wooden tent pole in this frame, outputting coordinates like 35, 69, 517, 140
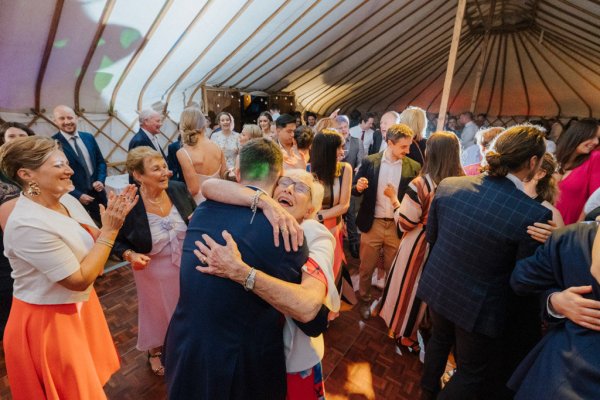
470, 0, 496, 113
437, 0, 467, 132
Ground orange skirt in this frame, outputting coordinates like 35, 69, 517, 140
3, 289, 120, 400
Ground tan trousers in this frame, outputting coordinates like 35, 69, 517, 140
358, 218, 401, 302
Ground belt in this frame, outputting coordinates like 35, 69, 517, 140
375, 217, 394, 222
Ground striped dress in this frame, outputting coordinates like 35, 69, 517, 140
378, 174, 436, 340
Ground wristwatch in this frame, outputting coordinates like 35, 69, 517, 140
317, 212, 324, 223
244, 268, 257, 291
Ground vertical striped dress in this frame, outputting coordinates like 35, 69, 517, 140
378, 174, 436, 340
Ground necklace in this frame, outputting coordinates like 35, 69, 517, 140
141, 187, 165, 214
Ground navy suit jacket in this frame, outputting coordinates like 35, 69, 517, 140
166, 139, 184, 182
417, 175, 552, 338
164, 200, 309, 400
53, 131, 107, 202
129, 128, 157, 151
509, 222, 600, 399
351, 152, 421, 234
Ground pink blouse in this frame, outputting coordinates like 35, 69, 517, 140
556, 150, 600, 225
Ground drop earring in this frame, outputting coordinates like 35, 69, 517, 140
26, 181, 41, 196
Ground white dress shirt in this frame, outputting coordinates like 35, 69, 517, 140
349, 125, 374, 153
374, 149, 403, 219
60, 131, 94, 175
461, 121, 479, 148
142, 127, 163, 152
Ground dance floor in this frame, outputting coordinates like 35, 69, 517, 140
0, 251, 424, 399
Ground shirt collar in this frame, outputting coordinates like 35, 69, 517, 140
60, 130, 79, 140
382, 148, 402, 165
506, 173, 525, 192
245, 185, 270, 197
141, 127, 157, 142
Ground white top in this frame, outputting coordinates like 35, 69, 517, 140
461, 121, 479, 148
211, 130, 240, 170
545, 139, 556, 154
584, 187, 600, 215
4, 193, 97, 304
374, 149, 403, 219
284, 219, 338, 373
349, 125, 374, 154
461, 143, 481, 166
60, 130, 94, 174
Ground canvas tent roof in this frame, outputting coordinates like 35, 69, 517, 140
1, 0, 599, 169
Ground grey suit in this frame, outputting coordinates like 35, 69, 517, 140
343, 135, 365, 249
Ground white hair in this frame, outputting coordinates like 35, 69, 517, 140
382, 111, 401, 124
139, 109, 161, 125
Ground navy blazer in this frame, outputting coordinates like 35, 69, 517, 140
166, 139, 184, 182
417, 175, 552, 338
113, 181, 196, 258
164, 200, 309, 400
129, 128, 156, 151
351, 152, 421, 234
53, 131, 107, 201
509, 222, 600, 399
368, 130, 383, 155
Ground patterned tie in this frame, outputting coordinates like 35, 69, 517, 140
71, 136, 92, 180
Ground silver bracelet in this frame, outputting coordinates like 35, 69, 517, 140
250, 191, 263, 224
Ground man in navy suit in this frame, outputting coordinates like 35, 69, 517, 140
508, 221, 600, 399
417, 125, 552, 399
52, 105, 107, 222
164, 139, 312, 399
129, 109, 166, 159
166, 135, 183, 182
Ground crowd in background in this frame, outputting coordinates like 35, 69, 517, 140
0, 102, 599, 400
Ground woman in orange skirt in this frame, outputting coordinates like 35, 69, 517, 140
0, 136, 137, 400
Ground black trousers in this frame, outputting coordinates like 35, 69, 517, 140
421, 309, 502, 400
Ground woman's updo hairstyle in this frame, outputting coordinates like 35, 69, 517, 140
483, 125, 546, 178
0, 136, 59, 187
179, 107, 206, 146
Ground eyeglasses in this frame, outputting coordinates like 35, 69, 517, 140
277, 176, 311, 195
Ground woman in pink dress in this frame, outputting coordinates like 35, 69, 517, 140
555, 118, 600, 224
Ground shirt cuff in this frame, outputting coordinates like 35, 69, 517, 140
547, 292, 566, 319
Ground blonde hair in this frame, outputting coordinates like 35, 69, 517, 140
284, 169, 324, 219
315, 117, 339, 133
399, 106, 427, 140
180, 107, 206, 146
242, 124, 262, 140
0, 136, 59, 186
126, 146, 163, 177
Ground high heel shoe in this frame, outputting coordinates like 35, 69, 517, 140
148, 352, 165, 376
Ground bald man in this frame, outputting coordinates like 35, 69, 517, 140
368, 111, 400, 155
52, 105, 107, 222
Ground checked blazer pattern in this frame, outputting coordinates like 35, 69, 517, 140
417, 174, 552, 338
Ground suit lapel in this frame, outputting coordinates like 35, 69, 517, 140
55, 133, 87, 170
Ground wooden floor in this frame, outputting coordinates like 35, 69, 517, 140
0, 251, 424, 399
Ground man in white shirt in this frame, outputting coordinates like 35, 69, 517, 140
351, 124, 421, 319
304, 111, 317, 133
460, 112, 479, 149
51, 105, 108, 222
349, 112, 376, 154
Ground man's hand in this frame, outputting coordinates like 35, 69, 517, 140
550, 286, 600, 331
356, 177, 369, 193
527, 220, 557, 244
79, 194, 94, 205
194, 230, 250, 284
92, 181, 104, 192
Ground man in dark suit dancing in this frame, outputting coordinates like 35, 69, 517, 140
52, 105, 107, 222
352, 124, 421, 319
164, 139, 317, 399
417, 125, 552, 400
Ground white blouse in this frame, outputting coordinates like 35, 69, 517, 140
210, 130, 240, 170
4, 193, 97, 304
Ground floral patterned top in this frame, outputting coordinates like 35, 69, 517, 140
210, 131, 240, 170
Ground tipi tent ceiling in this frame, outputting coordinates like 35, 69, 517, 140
1, 0, 600, 121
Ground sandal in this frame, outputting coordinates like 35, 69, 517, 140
148, 351, 165, 376
397, 337, 421, 354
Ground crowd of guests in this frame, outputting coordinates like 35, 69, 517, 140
0, 102, 599, 400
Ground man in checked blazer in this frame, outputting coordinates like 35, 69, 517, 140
352, 123, 421, 320
52, 105, 107, 222
417, 125, 552, 400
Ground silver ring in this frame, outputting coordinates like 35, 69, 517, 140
280, 226, 288, 233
